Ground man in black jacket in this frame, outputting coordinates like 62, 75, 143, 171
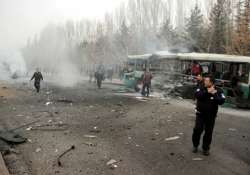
30, 69, 43, 93
192, 75, 225, 156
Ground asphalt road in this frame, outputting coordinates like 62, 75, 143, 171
0, 81, 249, 175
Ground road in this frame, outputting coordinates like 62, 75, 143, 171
0, 80, 249, 175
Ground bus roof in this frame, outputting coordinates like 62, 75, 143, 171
178, 53, 250, 63
128, 54, 152, 60
151, 51, 178, 60
127, 52, 250, 63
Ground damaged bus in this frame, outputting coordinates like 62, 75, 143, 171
176, 53, 250, 108
123, 54, 151, 90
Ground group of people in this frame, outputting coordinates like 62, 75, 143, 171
30, 67, 226, 156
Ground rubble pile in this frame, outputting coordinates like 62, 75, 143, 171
152, 74, 196, 99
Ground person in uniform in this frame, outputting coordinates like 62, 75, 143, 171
192, 75, 225, 155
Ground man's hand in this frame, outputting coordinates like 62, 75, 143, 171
208, 86, 217, 94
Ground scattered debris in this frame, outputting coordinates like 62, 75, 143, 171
106, 159, 118, 169
170, 152, 175, 156
89, 126, 101, 133
0, 131, 26, 143
106, 159, 117, 166
57, 145, 75, 167
45, 102, 52, 106
83, 142, 97, 147
135, 97, 148, 102
29, 123, 69, 131
56, 98, 73, 104
192, 158, 203, 161
16, 114, 24, 117
26, 127, 32, 131
165, 136, 180, 141
110, 164, 118, 169
35, 147, 42, 153
84, 135, 97, 138
228, 128, 237, 132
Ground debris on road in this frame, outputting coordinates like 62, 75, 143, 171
10, 120, 40, 132
170, 152, 175, 156
89, 126, 101, 133
165, 136, 180, 141
135, 96, 148, 102
0, 131, 26, 143
106, 159, 117, 165
229, 128, 237, 132
106, 159, 118, 169
57, 145, 75, 167
56, 98, 73, 104
35, 147, 42, 153
29, 123, 69, 131
45, 102, 52, 106
84, 135, 97, 138
192, 157, 203, 161
26, 127, 32, 131
110, 164, 118, 169
83, 142, 97, 147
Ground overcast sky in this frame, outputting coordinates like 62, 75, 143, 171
0, 0, 125, 52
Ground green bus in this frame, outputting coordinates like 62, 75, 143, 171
123, 54, 151, 89
176, 53, 250, 108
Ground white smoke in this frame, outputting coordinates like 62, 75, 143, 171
0, 50, 27, 80
53, 61, 83, 87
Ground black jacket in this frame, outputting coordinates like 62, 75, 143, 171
195, 86, 225, 116
31, 72, 43, 83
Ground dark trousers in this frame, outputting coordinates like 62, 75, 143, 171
34, 82, 40, 93
142, 83, 150, 96
192, 112, 216, 151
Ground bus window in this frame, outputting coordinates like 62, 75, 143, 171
238, 63, 250, 83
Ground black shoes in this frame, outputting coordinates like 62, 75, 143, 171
192, 147, 198, 153
203, 150, 210, 156
192, 147, 210, 156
